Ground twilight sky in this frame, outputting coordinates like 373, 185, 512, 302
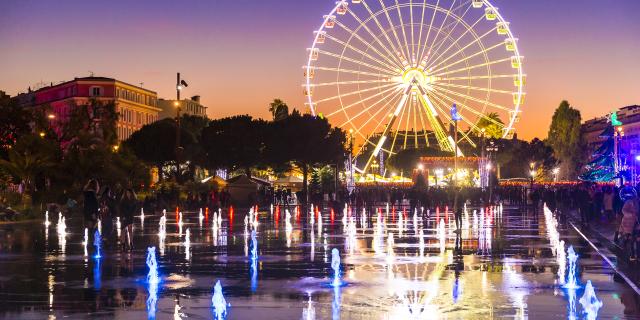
1, 0, 638, 140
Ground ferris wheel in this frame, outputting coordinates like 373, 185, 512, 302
304, 0, 524, 174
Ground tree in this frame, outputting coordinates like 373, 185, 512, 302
0, 134, 59, 205
547, 101, 584, 180
126, 119, 195, 169
60, 99, 118, 146
200, 115, 268, 176
475, 112, 504, 139
269, 99, 289, 121
0, 92, 40, 159
267, 111, 346, 204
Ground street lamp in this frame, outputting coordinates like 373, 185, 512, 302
552, 167, 560, 182
371, 160, 379, 182
47, 114, 56, 120
175, 73, 189, 181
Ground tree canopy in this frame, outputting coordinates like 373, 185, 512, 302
269, 99, 289, 121
547, 100, 584, 179
475, 112, 504, 139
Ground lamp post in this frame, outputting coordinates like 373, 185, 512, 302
175, 73, 188, 181
451, 104, 461, 187
347, 129, 355, 194
371, 160, 379, 183
552, 167, 560, 183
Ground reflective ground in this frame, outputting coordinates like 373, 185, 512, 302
0, 204, 639, 319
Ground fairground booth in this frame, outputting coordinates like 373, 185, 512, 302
415, 156, 490, 187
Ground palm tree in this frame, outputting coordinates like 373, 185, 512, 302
269, 99, 289, 121
0, 142, 55, 205
475, 112, 504, 139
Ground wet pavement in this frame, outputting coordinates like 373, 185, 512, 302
0, 204, 639, 319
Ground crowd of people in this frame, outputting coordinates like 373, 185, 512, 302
61, 174, 640, 261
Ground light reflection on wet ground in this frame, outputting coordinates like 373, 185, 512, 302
0, 205, 639, 319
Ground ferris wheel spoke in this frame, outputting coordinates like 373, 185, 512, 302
427, 90, 478, 147
431, 57, 511, 77
417, 0, 440, 66
324, 33, 400, 73
373, 0, 410, 62
428, 27, 501, 74
419, 0, 458, 67
429, 88, 501, 128
308, 79, 391, 88
355, 90, 404, 140
431, 84, 511, 112
362, 85, 412, 172
313, 66, 389, 78
314, 82, 399, 104
318, 50, 397, 75
334, 20, 405, 70
338, 87, 404, 127
326, 84, 402, 117
424, 11, 484, 70
389, 92, 407, 153
393, 0, 413, 64
356, 1, 407, 66
415, 94, 431, 147
438, 74, 518, 82
416, 87, 453, 152
401, 91, 413, 150
387, 92, 411, 155
415, 0, 430, 67
433, 82, 513, 95
409, 0, 416, 64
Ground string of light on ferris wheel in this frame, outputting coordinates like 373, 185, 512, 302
318, 49, 398, 75
430, 83, 512, 112
360, 0, 409, 62
417, 0, 463, 65
309, 79, 392, 88
312, 82, 397, 105
324, 32, 401, 72
431, 57, 511, 77
427, 88, 482, 146
333, 19, 406, 69
338, 86, 405, 127
327, 84, 403, 117
423, 87, 476, 147
434, 82, 513, 95
423, 12, 486, 69
346, 3, 407, 67
311, 66, 389, 78
428, 35, 503, 74
428, 87, 506, 134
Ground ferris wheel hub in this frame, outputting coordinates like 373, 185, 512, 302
400, 68, 435, 90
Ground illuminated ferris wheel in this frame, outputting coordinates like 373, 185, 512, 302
304, 0, 524, 173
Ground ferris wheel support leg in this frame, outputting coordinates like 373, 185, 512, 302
417, 89, 454, 152
362, 85, 411, 175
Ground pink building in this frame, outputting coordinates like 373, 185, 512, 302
19, 77, 161, 142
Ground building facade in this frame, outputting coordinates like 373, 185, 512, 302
158, 95, 208, 120
583, 105, 640, 157
18, 77, 161, 141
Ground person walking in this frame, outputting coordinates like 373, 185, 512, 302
119, 189, 137, 251
83, 179, 100, 229
617, 187, 639, 260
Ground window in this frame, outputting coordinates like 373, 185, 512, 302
90, 86, 102, 97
